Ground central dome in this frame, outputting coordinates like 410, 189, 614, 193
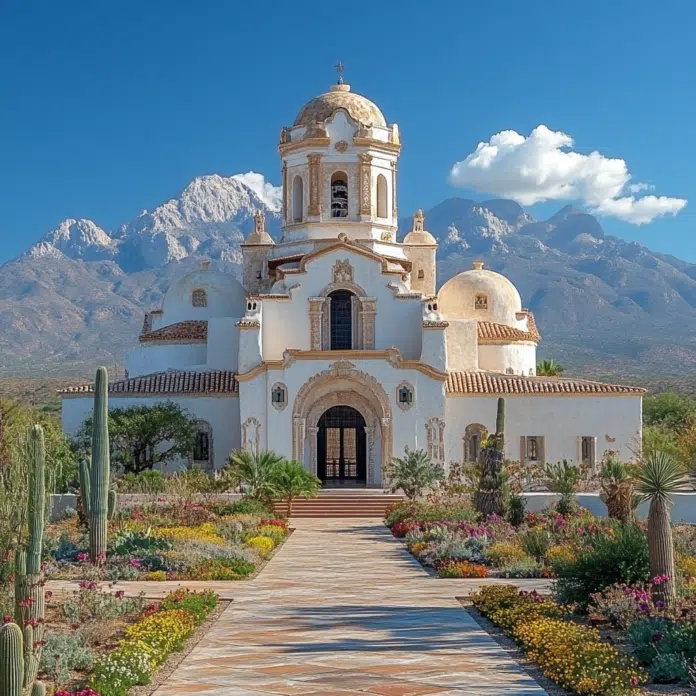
293, 84, 387, 128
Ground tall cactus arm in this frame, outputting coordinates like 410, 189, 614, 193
107, 489, 118, 521
0, 623, 24, 696
79, 459, 91, 517
26, 425, 45, 577
89, 367, 111, 563
14, 550, 26, 623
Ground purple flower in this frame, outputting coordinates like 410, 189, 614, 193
655, 600, 665, 610
651, 631, 664, 643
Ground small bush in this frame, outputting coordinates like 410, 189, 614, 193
40, 633, 94, 684
553, 524, 650, 608
628, 617, 696, 680
486, 541, 526, 567
247, 535, 275, 557
499, 555, 545, 579
520, 528, 551, 561
438, 561, 488, 578
117, 470, 167, 494
210, 499, 274, 517
160, 588, 217, 624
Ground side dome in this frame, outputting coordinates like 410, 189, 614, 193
293, 84, 387, 128
162, 262, 247, 325
438, 261, 522, 325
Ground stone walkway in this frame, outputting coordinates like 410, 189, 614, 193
151, 519, 547, 696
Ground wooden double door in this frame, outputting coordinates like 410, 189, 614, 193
317, 405, 366, 485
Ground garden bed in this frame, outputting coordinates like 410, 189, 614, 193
0, 585, 222, 696
44, 499, 290, 582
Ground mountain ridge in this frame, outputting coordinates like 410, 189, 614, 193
2, 173, 695, 378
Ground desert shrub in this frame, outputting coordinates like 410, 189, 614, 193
544, 460, 583, 515
40, 633, 94, 684
154, 522, 227, 546
520, 528, 551, 561
256, 524, 287, 545
589, 584, 653, 630
117, 469, 167, 494
52, 531, 81, 562
677, 552, 696, 579
385, 500, 477, 526
209, 498, 275, 517
426, 534, 490, 567
176, 557, 256, 580
438, 561, 487, 578
486, 541, 526, 567
507, 493, 526, 527
546, 543, 577, 566
553, 524, 650, 608
500, 555, 545, 578
143, 570, 167, 581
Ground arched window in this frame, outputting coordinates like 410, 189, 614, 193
331, 171, 348, 218
193, 431, 210, 462
329, 289, 353, 349
192, 288, 207, 307
464, 423, 488, 462
376, 174, 388, 219
292, 175, 303, 223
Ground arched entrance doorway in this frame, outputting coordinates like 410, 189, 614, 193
317, 406, 366, 486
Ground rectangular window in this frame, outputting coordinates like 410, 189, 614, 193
193, 432, 209, 462
525, 436, 544, 462
581, 436, 596, 468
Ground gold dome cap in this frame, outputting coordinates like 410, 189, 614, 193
293, 84, 387, 128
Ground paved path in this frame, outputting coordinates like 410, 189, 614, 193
151, 519, 547, 696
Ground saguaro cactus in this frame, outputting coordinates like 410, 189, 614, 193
0, 623, 24, 696
11, 424, 47, 696
495, 397, 505, 447
79, 367, 116, 563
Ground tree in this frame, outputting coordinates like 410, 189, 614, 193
387, 448, 444, 500
76, 402, 198, 474
224, 449, 284, 500
270, 460, 320, 516
536, 359, 565, 376
634, 451, 690, 606
643, 391, 696, 431
474, 397, 507, 517
599, 456, 635, 523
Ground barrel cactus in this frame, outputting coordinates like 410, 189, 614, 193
10, 424, 47, 696
78, 367, 117, 563
0, 623, 24, 696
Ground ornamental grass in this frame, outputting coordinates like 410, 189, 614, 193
471, 585, 647, 696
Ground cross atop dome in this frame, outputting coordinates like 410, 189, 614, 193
334, 60, 345, 85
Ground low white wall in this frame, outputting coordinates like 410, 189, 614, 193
524, 492, 696, 524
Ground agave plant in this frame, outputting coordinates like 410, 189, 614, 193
634, 451, 690, 606
536, 359, 565, 376
224, 449, 284, 501
599, 456, 635, 523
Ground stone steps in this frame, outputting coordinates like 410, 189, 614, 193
273, 493, 404, 518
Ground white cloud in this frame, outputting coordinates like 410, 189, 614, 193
449, 125, 687, 225
232, 171, 282, 211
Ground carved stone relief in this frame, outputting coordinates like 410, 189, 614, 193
308, 297, 326, 350
360, 298, 377, 350
358, 153, 372, 216
308, 153, 322, 216
333, 259, 354, 284
425, 417, 446, 463
241, 417, 261, 454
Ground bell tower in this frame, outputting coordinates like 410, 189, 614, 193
278, 69, 401, 243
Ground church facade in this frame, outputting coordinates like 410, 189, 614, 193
60, 78, 645, 485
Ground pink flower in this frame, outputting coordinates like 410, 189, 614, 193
128, 558, 142, 569
3, 615, 13, 624
77, 552, 88, 562
115, 590, 125, 599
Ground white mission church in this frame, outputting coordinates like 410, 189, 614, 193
61, 76, 645, 486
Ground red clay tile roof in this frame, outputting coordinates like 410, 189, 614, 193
59, 370, 238, 396
446, 371, 646, 395
139, 320, 208, 344
478, 318, 540, 343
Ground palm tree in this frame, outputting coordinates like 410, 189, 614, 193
225, 449, 284, 501
387, 448, 444, 500
599, 456, 635, 524
634, 451, 690, 606
270, 460, 321, 516
536, 359, 565, 376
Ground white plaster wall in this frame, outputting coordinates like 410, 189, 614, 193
125, 344, 207, 378
162, 269, 246, 326
444, 320, 479, 371
238, 372, 268, 453
261, 249, 423, 361
207, 318, 240, 371
444, 395, 642, 465
421, 328, 447, 372
478, 343, 537, 375
61, 395, 240, 472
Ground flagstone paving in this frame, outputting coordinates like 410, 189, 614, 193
149, 518, 548, 696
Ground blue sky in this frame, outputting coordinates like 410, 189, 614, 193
1, 0, 694, 264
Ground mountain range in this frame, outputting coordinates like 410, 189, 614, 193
2, 173, 696, 379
